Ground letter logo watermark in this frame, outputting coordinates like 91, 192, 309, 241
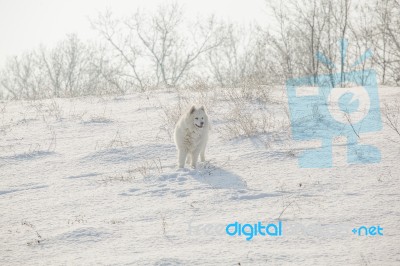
286, 39, 382, 168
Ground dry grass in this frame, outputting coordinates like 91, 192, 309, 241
382, 100, 400, 140
218, 87, 286, 140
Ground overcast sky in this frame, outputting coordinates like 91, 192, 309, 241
0, 0, 268, 66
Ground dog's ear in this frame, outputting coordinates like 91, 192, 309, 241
199, 105, 205, 111
189, 105, 196, 114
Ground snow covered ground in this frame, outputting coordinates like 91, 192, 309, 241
0, 86, 399, 265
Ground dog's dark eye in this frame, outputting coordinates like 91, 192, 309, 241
195, 118, 198, 120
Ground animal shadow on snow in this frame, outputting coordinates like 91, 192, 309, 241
192, 162, 247, 189
120, 162, 247, 198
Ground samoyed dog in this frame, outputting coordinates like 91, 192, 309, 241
174, 105, 209, 168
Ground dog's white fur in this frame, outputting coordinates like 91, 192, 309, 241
174, 105, 209, 168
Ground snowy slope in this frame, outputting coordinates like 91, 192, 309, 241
0, 87, 399, 265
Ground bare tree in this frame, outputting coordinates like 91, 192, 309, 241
269, 0, 296, 81
91, 10, 146, 90
334, 0, 351, 87
347, 2, 375, 85
374, 0, 400, 85
289, 0, 327, 84
0, 52, 42, 99
92, 3, 224, 90
131, 3, 224, 87
206, 23, 255, 87
40, 44, 64, 97
370, 0, 391, 84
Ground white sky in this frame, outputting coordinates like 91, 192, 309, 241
0, 0, 269, 66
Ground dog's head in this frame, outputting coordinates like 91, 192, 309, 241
188, 105, 208, 129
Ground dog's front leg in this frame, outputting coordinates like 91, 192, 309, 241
186, 153, 192, 165
178, 150, 187, 168
200, 144, 206, 162
191, 150, 200, 168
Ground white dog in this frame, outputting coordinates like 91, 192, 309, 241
174, 105, 209, 168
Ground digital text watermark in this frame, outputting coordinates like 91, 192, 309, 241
187, 219, 384, 240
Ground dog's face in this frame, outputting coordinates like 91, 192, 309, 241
189, 106, 207, 129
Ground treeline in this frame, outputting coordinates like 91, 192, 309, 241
1, 0, 400, 100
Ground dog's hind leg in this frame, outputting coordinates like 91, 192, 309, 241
178, 149, 187, 168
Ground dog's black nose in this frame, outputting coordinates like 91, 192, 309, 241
200, 122, 204, 125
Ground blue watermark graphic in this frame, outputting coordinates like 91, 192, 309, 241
286, 39, 382, 168
352, 225, 383, 236
225, 221, 283, 241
